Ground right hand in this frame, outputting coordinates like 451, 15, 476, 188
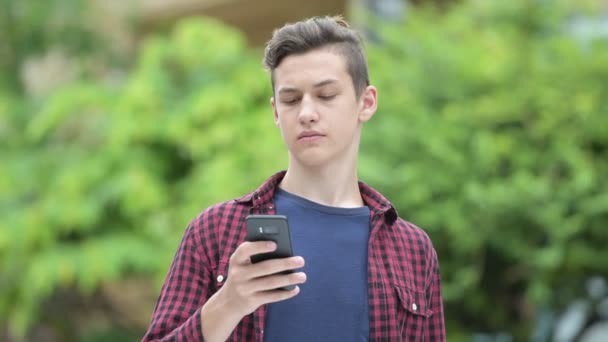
219, 240, 307, 317
200, 241, 306, 341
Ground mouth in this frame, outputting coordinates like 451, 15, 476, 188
297, 131, 325, 141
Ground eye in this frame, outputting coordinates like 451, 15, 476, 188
281, 98, 300, 105
319, 94, 336, 101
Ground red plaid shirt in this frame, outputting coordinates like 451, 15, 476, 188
142, 171, 446, 341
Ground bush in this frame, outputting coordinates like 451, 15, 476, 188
0, 17, 283, 339
361, 0, 608, 338
1, 0, 607, 339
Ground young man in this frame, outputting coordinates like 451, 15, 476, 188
142, 16, 445, 342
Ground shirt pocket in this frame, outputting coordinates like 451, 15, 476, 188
394, 284, 432, 341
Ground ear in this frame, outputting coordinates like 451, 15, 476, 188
271, 97, 279, 126
358, 85, 378, 123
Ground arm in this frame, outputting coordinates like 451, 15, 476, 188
142, 223, 307, 342
426, 247, 446, 342
141, 223, 209, 342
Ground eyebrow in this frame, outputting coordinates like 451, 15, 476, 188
277, 79, 339, 95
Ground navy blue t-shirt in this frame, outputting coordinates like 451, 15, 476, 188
263, 188, 371, 342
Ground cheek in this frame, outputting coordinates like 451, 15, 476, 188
276, 115, 296, 137
335, 114, 360, 139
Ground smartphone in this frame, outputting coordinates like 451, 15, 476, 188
245, 214, 296, 290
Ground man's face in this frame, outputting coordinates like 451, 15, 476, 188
271, 49, 377, 168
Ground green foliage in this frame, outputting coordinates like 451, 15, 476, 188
361, 0, 608, 337
1, 0, 607, 340
0, 0, 101, 92
0, 16, 283, 339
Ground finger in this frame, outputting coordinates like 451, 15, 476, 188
256, 285, 301, 305
247, 256, 305, 279
249, 272, 307, 293
231, 241, 277, 265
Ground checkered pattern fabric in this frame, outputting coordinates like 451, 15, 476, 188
142, 171, 446, 341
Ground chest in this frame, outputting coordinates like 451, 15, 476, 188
210, 210, 432, 341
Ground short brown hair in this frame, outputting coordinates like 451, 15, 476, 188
263, 15, 370, 98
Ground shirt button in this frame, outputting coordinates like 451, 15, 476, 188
217, 275, 224, 283
412, 303, 418, 311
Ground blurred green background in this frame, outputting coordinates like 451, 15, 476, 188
1, 0, 607, 341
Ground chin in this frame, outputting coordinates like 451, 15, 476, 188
291, 149, 332, 168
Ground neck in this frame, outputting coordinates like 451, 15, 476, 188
279, 158, 364, 208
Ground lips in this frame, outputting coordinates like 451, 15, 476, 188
297, 130, 325, 140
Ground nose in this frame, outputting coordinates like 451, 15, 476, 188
298, 95, 319, 124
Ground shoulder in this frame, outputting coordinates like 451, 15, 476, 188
394, 218, 434, 245
189, 198, 250, 233
392, 217, 439, 262
181, 197, 252, 265
182, 171, 284, 246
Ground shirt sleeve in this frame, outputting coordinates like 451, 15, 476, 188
141, 223, 210, 342
426, 247, 447, 342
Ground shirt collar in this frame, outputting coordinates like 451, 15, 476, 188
235, 170, 399, 224
234, 171, 286, 207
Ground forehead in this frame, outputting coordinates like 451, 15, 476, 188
273, 49, 350, 89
